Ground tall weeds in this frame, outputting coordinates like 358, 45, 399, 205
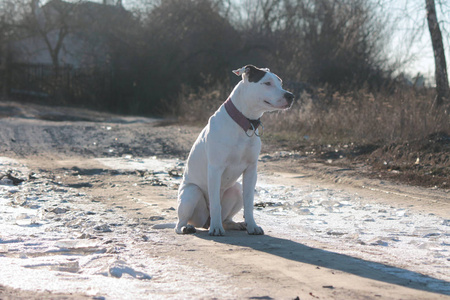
176, 81, 232, 126
176, 82, 450, 145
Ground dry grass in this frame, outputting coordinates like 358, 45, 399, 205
176, 82, 450, 145
176, 81, 231, 126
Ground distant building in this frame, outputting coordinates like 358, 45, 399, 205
396, 72, 426, 88
11, 0, 132, 69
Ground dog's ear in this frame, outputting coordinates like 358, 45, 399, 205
245, 65, 267, 83
232, 65, 267, 83
232, 67, 246, 77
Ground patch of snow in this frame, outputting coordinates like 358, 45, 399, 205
1, 156, 449, 297
0, 157, 234, 299
254, 178, 450, 294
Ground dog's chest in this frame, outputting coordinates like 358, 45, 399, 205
227, 140, 259, 164
221, 139, 259, 185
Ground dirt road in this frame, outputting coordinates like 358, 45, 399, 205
0, 101, 449, 299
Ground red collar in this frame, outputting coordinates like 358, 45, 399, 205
224, 98, 261, 132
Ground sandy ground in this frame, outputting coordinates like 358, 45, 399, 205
0, 101, 449, 299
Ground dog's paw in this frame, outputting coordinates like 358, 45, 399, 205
247, 225, 264, 235
223, 220, 246, 231
182, 225, 196, 234
175, 224, 196, 234
209, 226, 225, 236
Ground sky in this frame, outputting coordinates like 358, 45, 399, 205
381, 0, 449, 84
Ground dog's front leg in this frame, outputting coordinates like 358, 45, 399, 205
208, 165, 225, 236
243, 163, 264, 235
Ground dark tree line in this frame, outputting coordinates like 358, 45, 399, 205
132, 0, 393, 113
0, 0, 448, 114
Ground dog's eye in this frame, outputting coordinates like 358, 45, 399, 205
264, 82, 271, 86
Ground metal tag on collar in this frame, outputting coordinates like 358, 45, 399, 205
245, 122, 264, 137
245, 123, 256, 137
255, 122, 264, 137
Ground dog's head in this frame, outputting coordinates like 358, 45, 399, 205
233, 65, 294, 111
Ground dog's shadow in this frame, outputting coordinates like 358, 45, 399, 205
194, 230, 450, 296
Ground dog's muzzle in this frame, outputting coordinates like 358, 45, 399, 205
284, 92, 295, 106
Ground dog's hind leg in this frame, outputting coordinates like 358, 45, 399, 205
222, 183, 246, 231
175, 183, 209, 234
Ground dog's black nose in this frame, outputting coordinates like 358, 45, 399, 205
284, 92, 294, 104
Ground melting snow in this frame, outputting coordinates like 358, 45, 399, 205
253, 179, 450, 293
0, 156, 449, 297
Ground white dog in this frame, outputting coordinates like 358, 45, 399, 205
175, 65, 294, 236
